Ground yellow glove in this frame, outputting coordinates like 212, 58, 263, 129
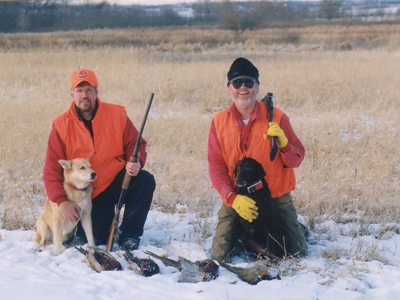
263, 122, 288, 148
231, 194, 259, 222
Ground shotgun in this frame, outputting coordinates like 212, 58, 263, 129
261, 93, 279, 161
106, 93, 154, 252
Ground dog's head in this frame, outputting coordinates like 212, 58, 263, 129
59, 158, 96, 189
234, 157, 266, 187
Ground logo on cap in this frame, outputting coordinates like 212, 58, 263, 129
77, 70, 89, 79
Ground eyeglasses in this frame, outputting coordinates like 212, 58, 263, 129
231, 79, 256, 89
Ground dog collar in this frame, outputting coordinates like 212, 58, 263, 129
247, 180, 263, 194
67, 182, 88, 191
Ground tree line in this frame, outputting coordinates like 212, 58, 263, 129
0, 1, 187, 33
0, 0, 398, 33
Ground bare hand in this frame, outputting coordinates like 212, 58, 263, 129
126, 161, 141, 177
59, 200, 81, 222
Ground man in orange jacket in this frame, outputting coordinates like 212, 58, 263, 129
208, 57, 308, 261
43, 69, 155, 251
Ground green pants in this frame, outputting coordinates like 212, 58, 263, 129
211, 193, 308, 261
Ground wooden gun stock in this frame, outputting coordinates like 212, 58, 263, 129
106, 206, 121, 252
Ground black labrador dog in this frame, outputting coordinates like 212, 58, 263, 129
234, 157, 283, 259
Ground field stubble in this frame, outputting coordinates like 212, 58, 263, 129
0, 26, 399, 250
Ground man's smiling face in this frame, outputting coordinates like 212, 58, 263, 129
228, 78, 259, 107
71, 82, 98, 119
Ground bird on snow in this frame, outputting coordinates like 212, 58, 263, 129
144, 250, 219, 283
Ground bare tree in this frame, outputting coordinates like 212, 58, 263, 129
218, 0, 260, 31
319, 0, 343, 20
193, 0, 217, 23
218, 0, 240, 31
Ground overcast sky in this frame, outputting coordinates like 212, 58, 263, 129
80, 0, 314, 6
83, 0, 202, 5
108, 0, 194, 4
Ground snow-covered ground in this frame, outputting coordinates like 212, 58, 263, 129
1, 210, 400, 299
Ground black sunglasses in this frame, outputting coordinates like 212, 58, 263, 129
231, 79, 256, 89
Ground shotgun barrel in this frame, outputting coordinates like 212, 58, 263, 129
105, 93, 154, 252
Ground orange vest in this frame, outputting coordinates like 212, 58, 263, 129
53, 99, 127, 198
213, 102, 296, 198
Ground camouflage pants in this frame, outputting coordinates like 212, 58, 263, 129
211, 193, 308, 261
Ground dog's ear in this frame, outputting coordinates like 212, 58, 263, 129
85, 157, 91, 162
257, 162, 266, 179
58, 159, 72, 169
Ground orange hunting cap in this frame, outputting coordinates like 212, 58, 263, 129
70, 69, 99, 90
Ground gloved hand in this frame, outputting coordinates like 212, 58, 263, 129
263, 122, 288, 148
231, 194, 258, 222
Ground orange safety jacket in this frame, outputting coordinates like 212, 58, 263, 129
53, 99, 128, 199
212, 102, 297, 201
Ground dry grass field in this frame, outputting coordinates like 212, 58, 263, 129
0, 23, 399, 246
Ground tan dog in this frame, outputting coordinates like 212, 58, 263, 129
35, 158, 96, 255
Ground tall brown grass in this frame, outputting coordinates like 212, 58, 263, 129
0, 25, 399, 248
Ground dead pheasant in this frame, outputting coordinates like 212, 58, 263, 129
144, 250, 219, 283
74, 246, 122, 273
143, 250, 180, 269
218, 260, 280, 285
123, 247, 160, 277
